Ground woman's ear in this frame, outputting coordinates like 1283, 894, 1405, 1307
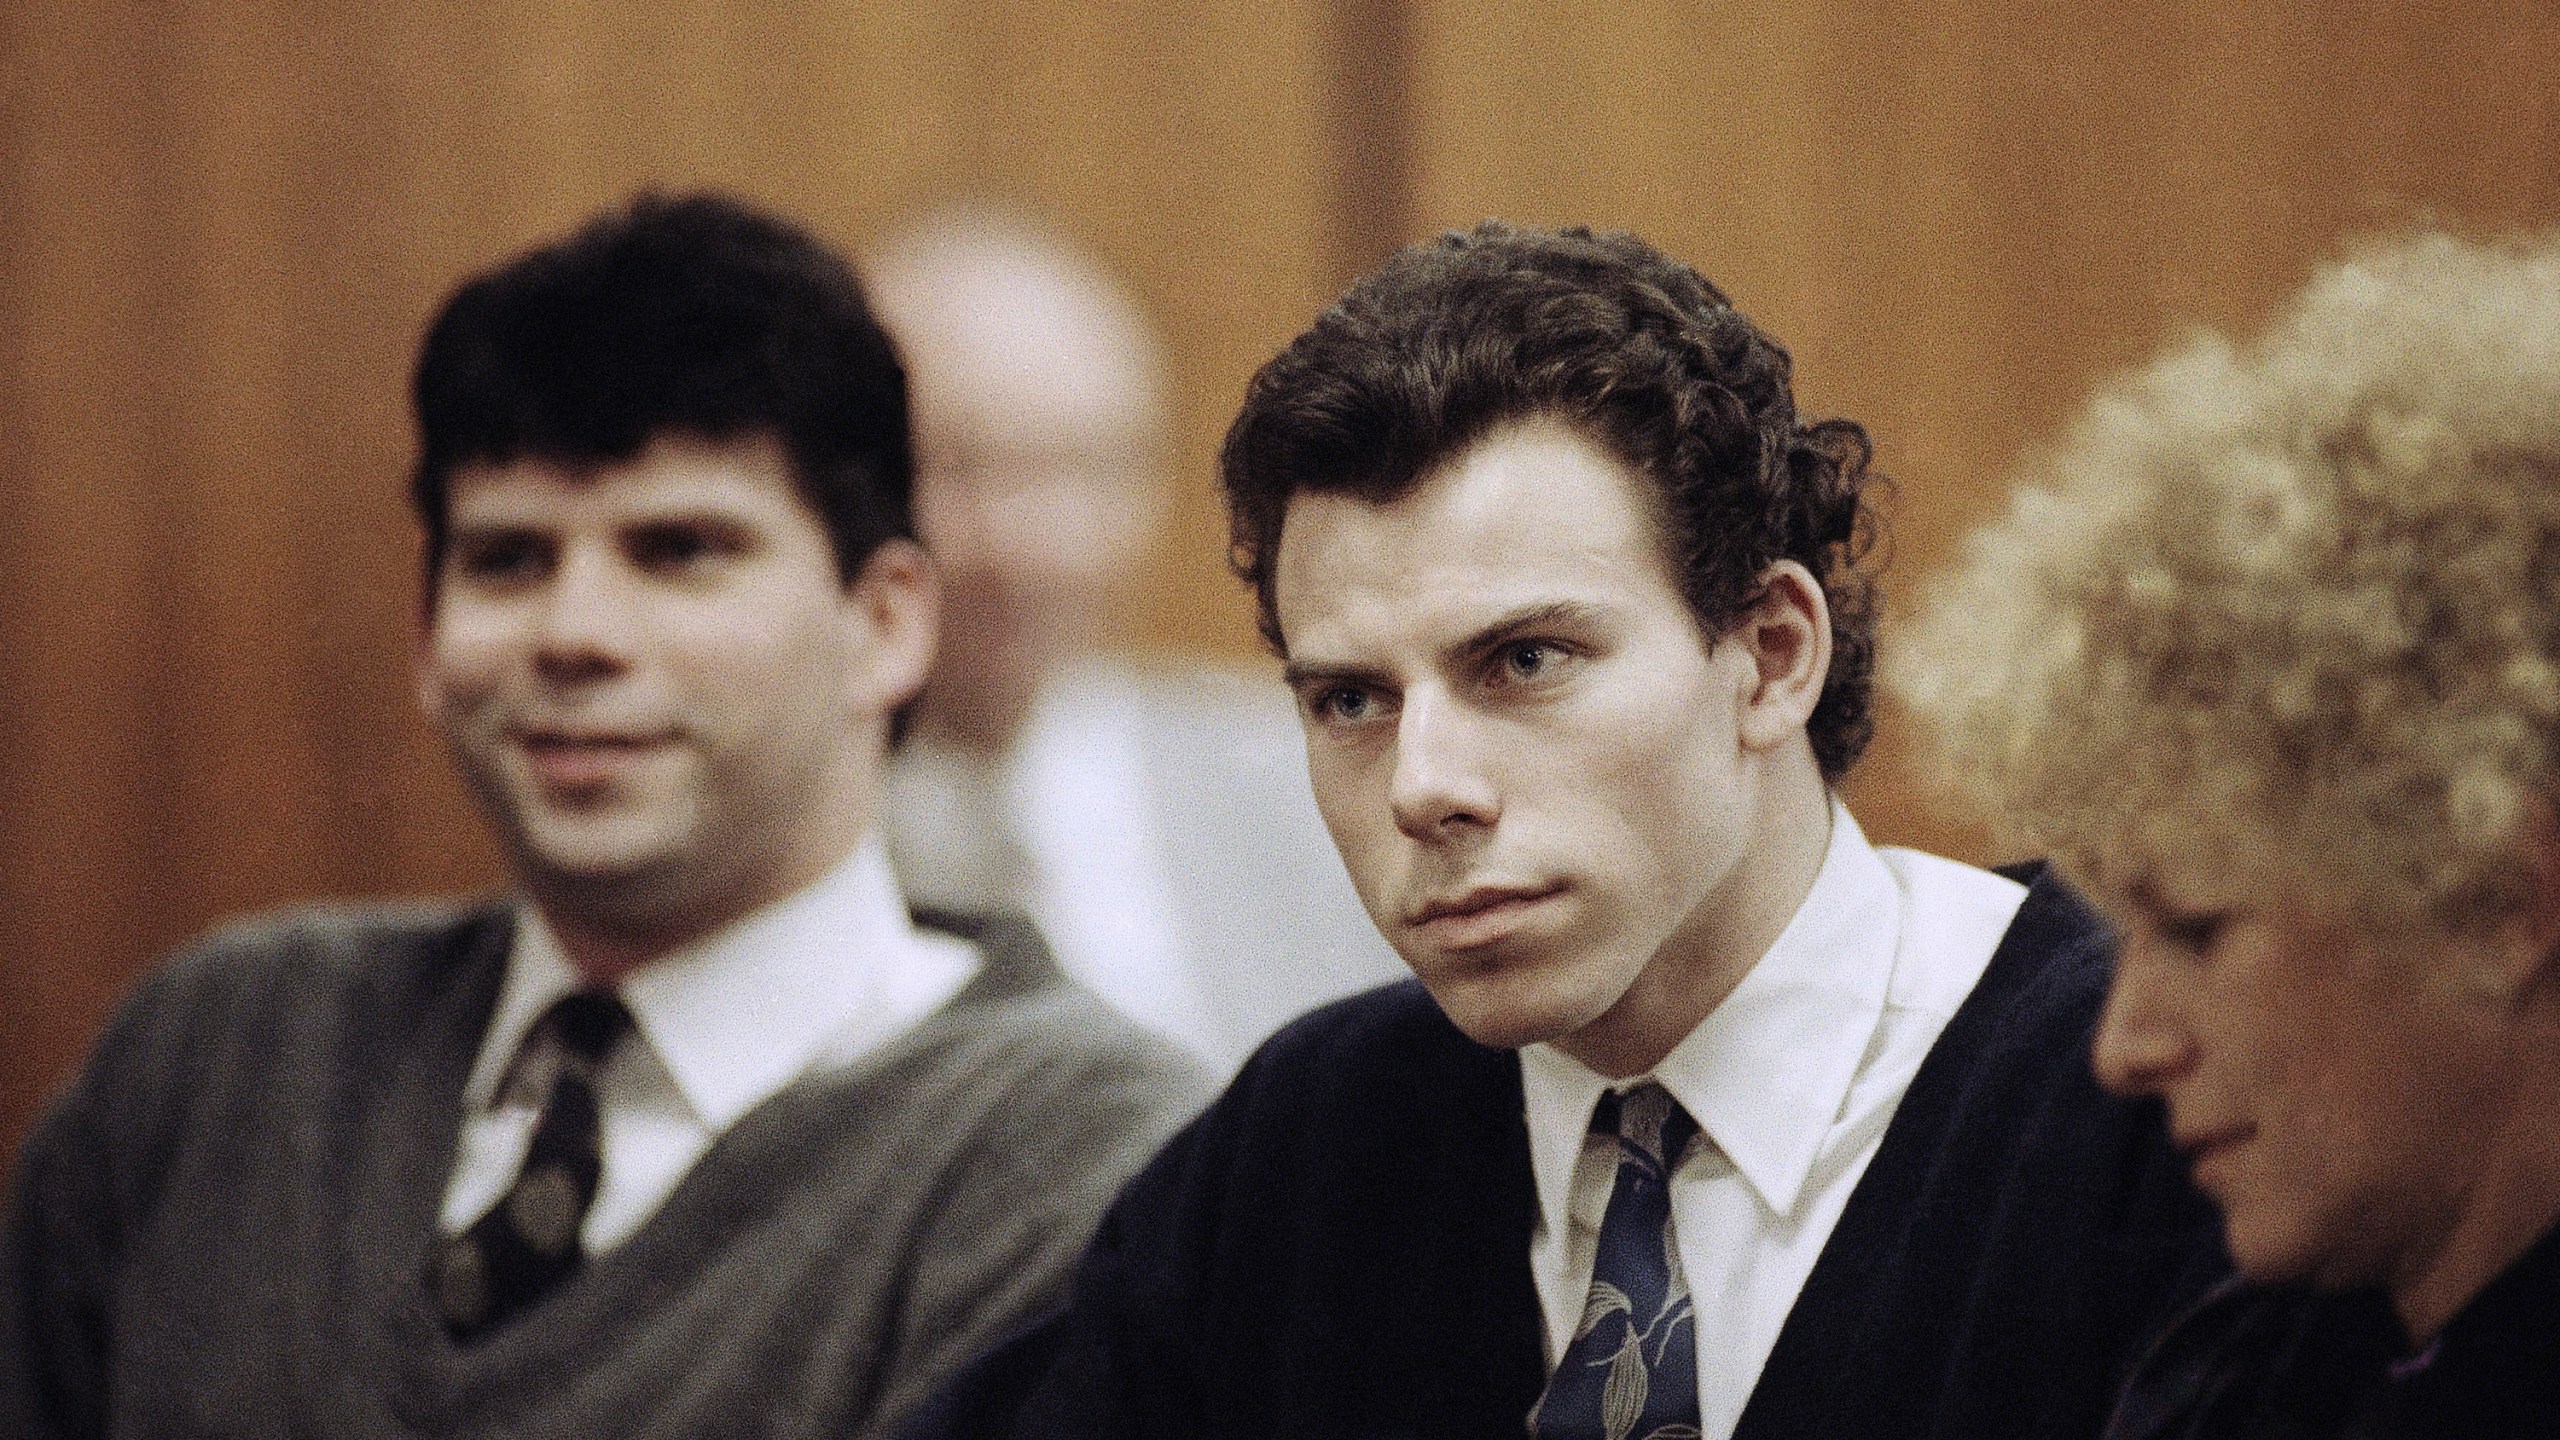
2502, 796, 2560, 1003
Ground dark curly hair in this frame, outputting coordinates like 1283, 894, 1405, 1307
409, 190, 912, 585
1221, 221, 1883, 780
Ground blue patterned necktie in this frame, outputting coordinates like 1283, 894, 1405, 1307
430, 988, 631, 1340
1529, 1082, 1704, 1440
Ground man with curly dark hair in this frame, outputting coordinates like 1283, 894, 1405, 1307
909, 223, 2224, 1440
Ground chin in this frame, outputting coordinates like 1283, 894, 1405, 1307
1417, 959, 1613, 1053
2218, 1210, 2334, 1289
509, 824, 692, 898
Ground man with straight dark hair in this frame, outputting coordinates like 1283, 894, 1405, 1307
910, 222, 2223, 1440
0, 192, 1208, 1440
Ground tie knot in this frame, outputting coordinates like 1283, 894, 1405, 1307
1594, 1081, 1700, 1173
543, 989, 631, 1064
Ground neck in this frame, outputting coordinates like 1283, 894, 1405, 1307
1557, 750, 1834, 1078
2390, 1024, 2560, 1341
542, 915, 677, 989
526, 781, 877, 988
534, 843, 854, 987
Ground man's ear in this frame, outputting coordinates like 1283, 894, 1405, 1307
844, 538, 940, 714
1732, 560, 1832, 754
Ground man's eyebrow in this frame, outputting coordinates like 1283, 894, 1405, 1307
1280, 657, 1387, 691
1280, 602, 1612, 690
1451, 601, 1608, 661
444, 516, 544, 538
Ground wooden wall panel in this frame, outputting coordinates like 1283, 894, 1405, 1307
6, 0, 2559, 1162
0, 0, 1337, 1157
1401, 0, 2560, 861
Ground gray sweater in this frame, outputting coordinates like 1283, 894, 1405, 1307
1, 901, 1213, 1439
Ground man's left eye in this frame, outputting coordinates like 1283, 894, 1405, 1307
1499, 641, 1560, 680
630, 527, 728, 571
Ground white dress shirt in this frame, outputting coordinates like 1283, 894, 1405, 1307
438, 836, 979, 1253
1519, 802, 2028, 1440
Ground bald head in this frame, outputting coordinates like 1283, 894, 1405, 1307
868, 210, 1170, 752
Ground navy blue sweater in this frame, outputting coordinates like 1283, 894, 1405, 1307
912, 867, 2225, 1439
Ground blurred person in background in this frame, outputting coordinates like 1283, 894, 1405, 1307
1897, 230, 2560, 1438
906, 221, 2223, 1440
865, 208, 1399, 1067
0, 192, 1208, 1440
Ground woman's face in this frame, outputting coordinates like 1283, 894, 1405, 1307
2092, 881, 2515, 1294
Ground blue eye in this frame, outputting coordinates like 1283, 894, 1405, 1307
1492, 639, 1575, 687
1318, 687, 1374, 723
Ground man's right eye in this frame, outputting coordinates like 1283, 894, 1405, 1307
452, 535, 550, 583
1311, 686, 1378, 724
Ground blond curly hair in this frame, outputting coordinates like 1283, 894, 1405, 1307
1895, 231, 2560, 935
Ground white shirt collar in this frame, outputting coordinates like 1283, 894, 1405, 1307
463, 836, 977, 1129
1520, 799, 1901, 1221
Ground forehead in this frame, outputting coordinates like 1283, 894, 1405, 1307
445, 432, 814, 528
1271, 417, 1689, 659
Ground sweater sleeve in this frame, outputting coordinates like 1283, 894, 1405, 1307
0, 937, 254, 1440
0, 911, 386, 1440
0, 1075, 118, 1440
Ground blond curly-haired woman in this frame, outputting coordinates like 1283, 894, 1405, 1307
1898, 231, 2560, 1439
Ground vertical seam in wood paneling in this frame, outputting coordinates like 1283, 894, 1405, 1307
1325, 0, 1417, 288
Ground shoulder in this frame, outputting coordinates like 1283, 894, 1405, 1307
1868, 860, 2138, 1156
908, 906, 1220, 1138
1204, 978, 1520, 1155
17, 899, 510, 1220
1022, 976, 1507, 1210
1855, 857, 2175, 1205
161, 898, 507, 989
2105, 1280, 2376, 1439
1065, 977, 1520, 1274
101, 899, 508, 1063
1946, 860, 2120, 1043
1243, 976, 1475, 1079
1991, 860, 2116, 964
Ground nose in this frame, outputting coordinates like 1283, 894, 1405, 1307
2091, 937, 2195, 1096
530, 544, 637, 682
1387, 689, 1500, 841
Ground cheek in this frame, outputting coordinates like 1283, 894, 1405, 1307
722, 621, 862, 727
1578, 708, 1740, 882
2228, 1025, 2444, 1239
417, 620, 511, 713
1305, 745, 1393, 892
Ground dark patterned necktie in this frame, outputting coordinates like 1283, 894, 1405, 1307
431, 988, 632, 1341
1529, 1082, 1704, 1440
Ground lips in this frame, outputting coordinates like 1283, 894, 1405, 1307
2173, 1123, 2253, 1190
1405, 883, 1566, 950
514, 727, 677, 789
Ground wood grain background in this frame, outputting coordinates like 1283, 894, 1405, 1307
6, 0, 2556, 1158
